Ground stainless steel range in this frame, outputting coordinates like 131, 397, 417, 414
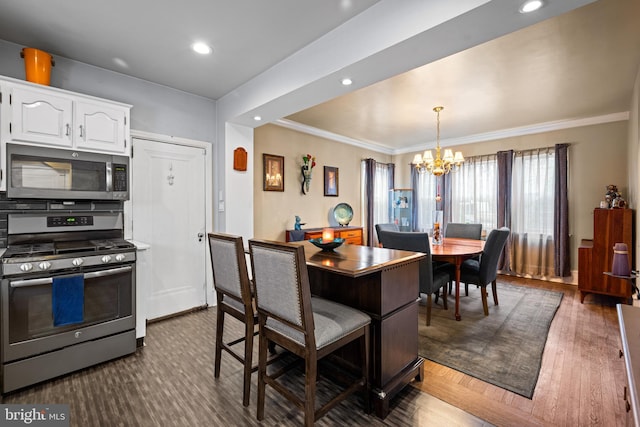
0, 198, 136, 393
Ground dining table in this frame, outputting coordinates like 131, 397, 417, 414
431, 237, 485, 321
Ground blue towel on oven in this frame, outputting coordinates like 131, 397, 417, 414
52, 275, 85, 327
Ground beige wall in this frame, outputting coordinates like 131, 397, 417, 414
253, 124, 391, 241
394, 121, 630, 271
628, 65, 640, 267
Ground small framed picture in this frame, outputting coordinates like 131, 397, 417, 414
263, 154, 284, 192
324, 166, 339, 197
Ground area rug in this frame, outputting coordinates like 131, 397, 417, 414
418, 282, 563, 399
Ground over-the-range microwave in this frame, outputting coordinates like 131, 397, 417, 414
5, 143, 129, 200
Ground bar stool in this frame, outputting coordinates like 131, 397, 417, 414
249, 239, 371, 426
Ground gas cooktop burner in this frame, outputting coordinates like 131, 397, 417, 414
2, 239, 135, 259
2, 243, 56, 258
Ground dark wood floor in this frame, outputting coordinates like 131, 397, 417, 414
1, 275, 627, 426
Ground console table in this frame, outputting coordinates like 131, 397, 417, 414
294, 241, 424, 419
286, 226, 363, 245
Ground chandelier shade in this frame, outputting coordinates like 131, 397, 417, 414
413, 106, 464, 176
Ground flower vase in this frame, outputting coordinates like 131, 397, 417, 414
432, 210, 443, 245
301, 166, 312, 194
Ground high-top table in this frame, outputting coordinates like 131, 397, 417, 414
431, 237, 485, 321
294, 241, 424, 419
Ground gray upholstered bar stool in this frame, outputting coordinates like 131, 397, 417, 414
249, 239, 371, 426
207, 232, 258, 407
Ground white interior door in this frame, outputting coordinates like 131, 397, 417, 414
131, 138, 207, 319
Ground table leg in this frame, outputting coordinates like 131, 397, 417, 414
455, 259, 462, 321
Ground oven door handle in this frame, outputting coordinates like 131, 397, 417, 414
10, 277, 54, 288
9, 266, 132, 287
84, 266, 132, 279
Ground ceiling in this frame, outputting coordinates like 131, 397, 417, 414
0, 0, 637, 154
286, 0, 640, 153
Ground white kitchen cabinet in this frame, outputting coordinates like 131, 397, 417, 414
0, 75, 131, 190
2, 78, 129, 154
75, 100, 127, 153
8, 86, 73, 147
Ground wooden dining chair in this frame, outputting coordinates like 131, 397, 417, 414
458, 227, 510, 315
248, 239, 371, 426
378, 230, 449, 325
208, 232, 258, 407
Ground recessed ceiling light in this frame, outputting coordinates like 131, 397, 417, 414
519, 0, 544, 13
192, 42, 212, 55
253, 115, 262, 121
341, 78, 353, 86
113, 57, 129, 68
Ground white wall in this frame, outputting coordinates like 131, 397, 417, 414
0, 39, 216, 144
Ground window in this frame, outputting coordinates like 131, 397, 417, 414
510, 148, 555, 276
449, 155, 497, 232
414, 170, 437, 232
361, 160, 394, 246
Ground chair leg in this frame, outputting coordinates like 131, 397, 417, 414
214, 307, 224, 378
360, 328, 371, 414
256, 325, 268, 421
242, 319, 253, 407
465, 283, 469, 296
481, 287, 489, 316
491, 280, 499, 306
426, 294, 432, 326
442, 286, 448, 310
304, 355, 317, 427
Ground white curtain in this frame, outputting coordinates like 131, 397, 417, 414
361, 160, 392, 246
510, 148, 555, 276
415, 171, 437, 232
449, 155, 498, 233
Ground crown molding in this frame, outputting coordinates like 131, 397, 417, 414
275, 112, 629, 155
274, 119, 395, 154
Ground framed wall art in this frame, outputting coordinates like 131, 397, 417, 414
263, 154, 284, 191
324, 166, 339, 196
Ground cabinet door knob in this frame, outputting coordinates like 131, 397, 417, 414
79, 124, 84, 138
65, 123, 71, 136
620, 349, 624, 358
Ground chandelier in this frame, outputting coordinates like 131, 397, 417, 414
412, 106, 464, 176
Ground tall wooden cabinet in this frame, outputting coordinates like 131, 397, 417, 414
579, 208, 634, 303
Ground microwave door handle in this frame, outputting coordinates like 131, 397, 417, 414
84, 266, 132, 279
106, 162, 113, 192
10, 277, 54, 288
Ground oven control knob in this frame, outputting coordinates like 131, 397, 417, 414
20, 263, 33, 272
101, 255, 112, 263
115, 254, 126, 262
38, 261, 52, 270
72, 258, 84, 267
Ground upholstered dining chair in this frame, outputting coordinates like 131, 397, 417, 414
444, 222, 482, 240
248, 239, 371, 426
208, 232, 258, 407
375, 223, 399, 246
444, 222, 483, 294
457, 227, 510, 316
378, 230, 449, 326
